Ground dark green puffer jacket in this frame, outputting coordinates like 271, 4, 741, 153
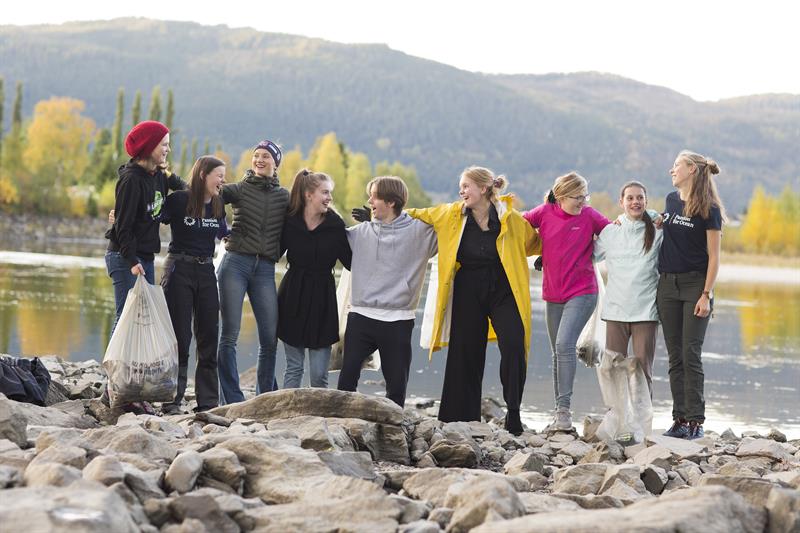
221, 170, 289, 260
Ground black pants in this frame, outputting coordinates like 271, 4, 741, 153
438, 265, 527, 422
162, 257, 220, 410
656, 271, 711, 423
337, 313, 414, 407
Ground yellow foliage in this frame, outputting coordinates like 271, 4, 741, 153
97, 180, 117, 213
0, 176, 20, 206
279, 148, 303, 189
22, 97, 96, 186
233, 149, 252, 182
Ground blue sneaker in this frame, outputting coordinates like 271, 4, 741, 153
687, 421, 704, 440
663, 419, 689, 439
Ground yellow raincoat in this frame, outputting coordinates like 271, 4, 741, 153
407, 195, 541, 360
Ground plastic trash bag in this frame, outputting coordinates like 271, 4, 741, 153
102, 275, 178, 408
577, 262, 605, 368
329, 268, 380, 372
596, 349, 654, 444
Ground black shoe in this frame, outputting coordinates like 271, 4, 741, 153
505, 409, 524, 436
663, 418, 689, 439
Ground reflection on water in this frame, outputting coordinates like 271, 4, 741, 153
0, 250, 798, 438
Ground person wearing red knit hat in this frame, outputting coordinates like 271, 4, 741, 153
103, 120, 186, 415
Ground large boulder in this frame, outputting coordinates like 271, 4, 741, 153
766, 487, 800, 533
266, 416, 355, 451
472, 486, 767, 533
83, 454, 125, 486
0, 393, 98, 435
428, 439, 480, 468
211, 389, 405, 425
696, 474, 777, 507
83, 425, 177, 463
0, 481, 139, 532
552, 463, 609, 495
402, 468, 528, 508
444, 476, 526, 533
736, 438, 793, 463
165, 451, 204, 494
199, 446, 246, 491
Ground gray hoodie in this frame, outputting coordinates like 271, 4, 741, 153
347, 212, 438, 312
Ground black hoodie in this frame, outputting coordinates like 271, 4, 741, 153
105, 160, 186, 266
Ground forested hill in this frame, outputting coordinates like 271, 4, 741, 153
0, 18, 797, 212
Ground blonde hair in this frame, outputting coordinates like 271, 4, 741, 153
366, 176, 408, 215
677, 150, 727, 222
545, 171, 587, 203
461, 166, 507, 203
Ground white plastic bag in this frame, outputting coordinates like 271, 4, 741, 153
329, 269, 380, 372
102, 275, 179, 408
595, 350, 654, 443
577, 262, 605, 367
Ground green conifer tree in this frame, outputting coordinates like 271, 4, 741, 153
148, 86, 162, 122
131, 91, 142, 127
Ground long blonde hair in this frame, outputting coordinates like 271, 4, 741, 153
462, 166, 507, 203
677, 150, 727, 222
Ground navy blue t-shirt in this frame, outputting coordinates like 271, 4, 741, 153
658, 191, 722, 274
162, 190, 228, 257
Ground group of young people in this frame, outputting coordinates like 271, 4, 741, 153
105, 119, 725, 440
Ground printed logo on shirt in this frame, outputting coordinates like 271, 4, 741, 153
148, 191, 164, 220
571, 226, 581, 230
669, 213, 694, 228
183, 216, 220, 229
184, 217, 195, 226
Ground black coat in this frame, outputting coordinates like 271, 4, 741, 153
277, 210, 352, 348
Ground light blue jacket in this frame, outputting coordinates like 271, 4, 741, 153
594, 215, 663, 322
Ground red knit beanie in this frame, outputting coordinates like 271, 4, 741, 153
125, 121, 169, 159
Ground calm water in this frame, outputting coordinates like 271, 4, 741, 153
1, 242, 798, 438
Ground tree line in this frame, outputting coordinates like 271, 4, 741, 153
0, 80, 429, 218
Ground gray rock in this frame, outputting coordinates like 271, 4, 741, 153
662, 472, 688, 492
402, 468, 528, 508
200, 446, 246, 491
444, 476, 525, 533
194, 411, 233, 427
697, 474, 777, 507
143, 497, 173, 527
217, 436, 335, 503
416, 452, 438, 468
83, 454, 125, 486
602, 478, 651, 503
428, 507, 453, 529
332, 417, 411, 464
390, 494, 432, 523
674, 461, 703, 486
211, 388, 405, 425
0, 464, 21, 488
83, 425, 177, 463
642, 464, 669, 495
525, 434, 548, 447
551, 492, 625, 509
472, 485, 766, 533
1, 392, 98, 433
599, 464, 646, 495
24, 462, 82, 487
428, 439, 480, 468
122, 463, 166, 502
380, 468, 419, 491
467, 421, 495, 440
481, 397, 506, 422
645, 434, 707, 461
166, 451, 204, 493
413, 418, 442, 441
503, 450, 546, 475
767, 428, 788, 443
399, 519, 441, 533
560, 439, 595, 462
720, 428, 739, 442
513, 471, 549, 491
764, 470, 800, 489
579, 440, 626, 465
717, 461, 762, 478
0, 481, 139, 532
28, 444, 87, 469
518, 492, 582, 513
34, 427, 93, 454
0, 396, 29, 447
242, 476, 401, 533
169, 493, 240, 533
766, 487, 800, 533
267, 415, 356, 451
633, 444, 673, 470
582, 415, 604, 442
737, 438, 793, 462
318, 450, 380, 483
552, 463, 609, 495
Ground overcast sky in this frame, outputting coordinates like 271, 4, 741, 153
5, 0, 799, 101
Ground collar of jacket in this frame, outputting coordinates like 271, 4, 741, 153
287, 209, 345, 232
459, 194, 512, 221
243, 169, 280, 189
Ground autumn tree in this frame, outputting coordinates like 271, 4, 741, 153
278, 148, 303, 188
309, 132, 347, 208
374, 160, 430, 208
131, 90, 142, 127
345, 152, 372, 208
740, 186, 770, 253
148, 86, 162, 122
0, 77, 4, 166
111, 87, 124, 159
22, 97, 95, 213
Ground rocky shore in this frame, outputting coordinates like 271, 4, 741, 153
1, 356, 798, 532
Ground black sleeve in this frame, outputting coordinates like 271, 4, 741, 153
221, 183, 240, 205
706, 205, 723, 230
114, 177, 141, 267
279, 219, 289, 259
167, 172, 187, 191
161, 193, 175, 225
338, 226, 353, 270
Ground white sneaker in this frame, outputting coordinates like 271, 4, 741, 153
554, 408, 573, 431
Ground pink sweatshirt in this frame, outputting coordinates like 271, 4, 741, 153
523, 203, 610, 303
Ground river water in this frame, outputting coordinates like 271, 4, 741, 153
1, 241, 798, 438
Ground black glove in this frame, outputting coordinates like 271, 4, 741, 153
534, 256, 543, 271
351, 205, 371, 222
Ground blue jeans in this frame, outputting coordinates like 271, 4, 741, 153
545, 293, 598, 410
217, 251, 279, 404
105, 251, 155, 335
283, 343, 331, 389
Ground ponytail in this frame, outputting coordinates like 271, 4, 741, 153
546, 190, 557, 204
641, 209, 655, 253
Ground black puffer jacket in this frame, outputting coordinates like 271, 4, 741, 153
221, 170, 289, 260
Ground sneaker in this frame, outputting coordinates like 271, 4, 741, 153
554, 408, 573, 431
663, 419, 689, 439
687, 421, 704, 440
161, 403, 183, 415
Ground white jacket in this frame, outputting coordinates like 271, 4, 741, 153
594, 215, 662, 322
